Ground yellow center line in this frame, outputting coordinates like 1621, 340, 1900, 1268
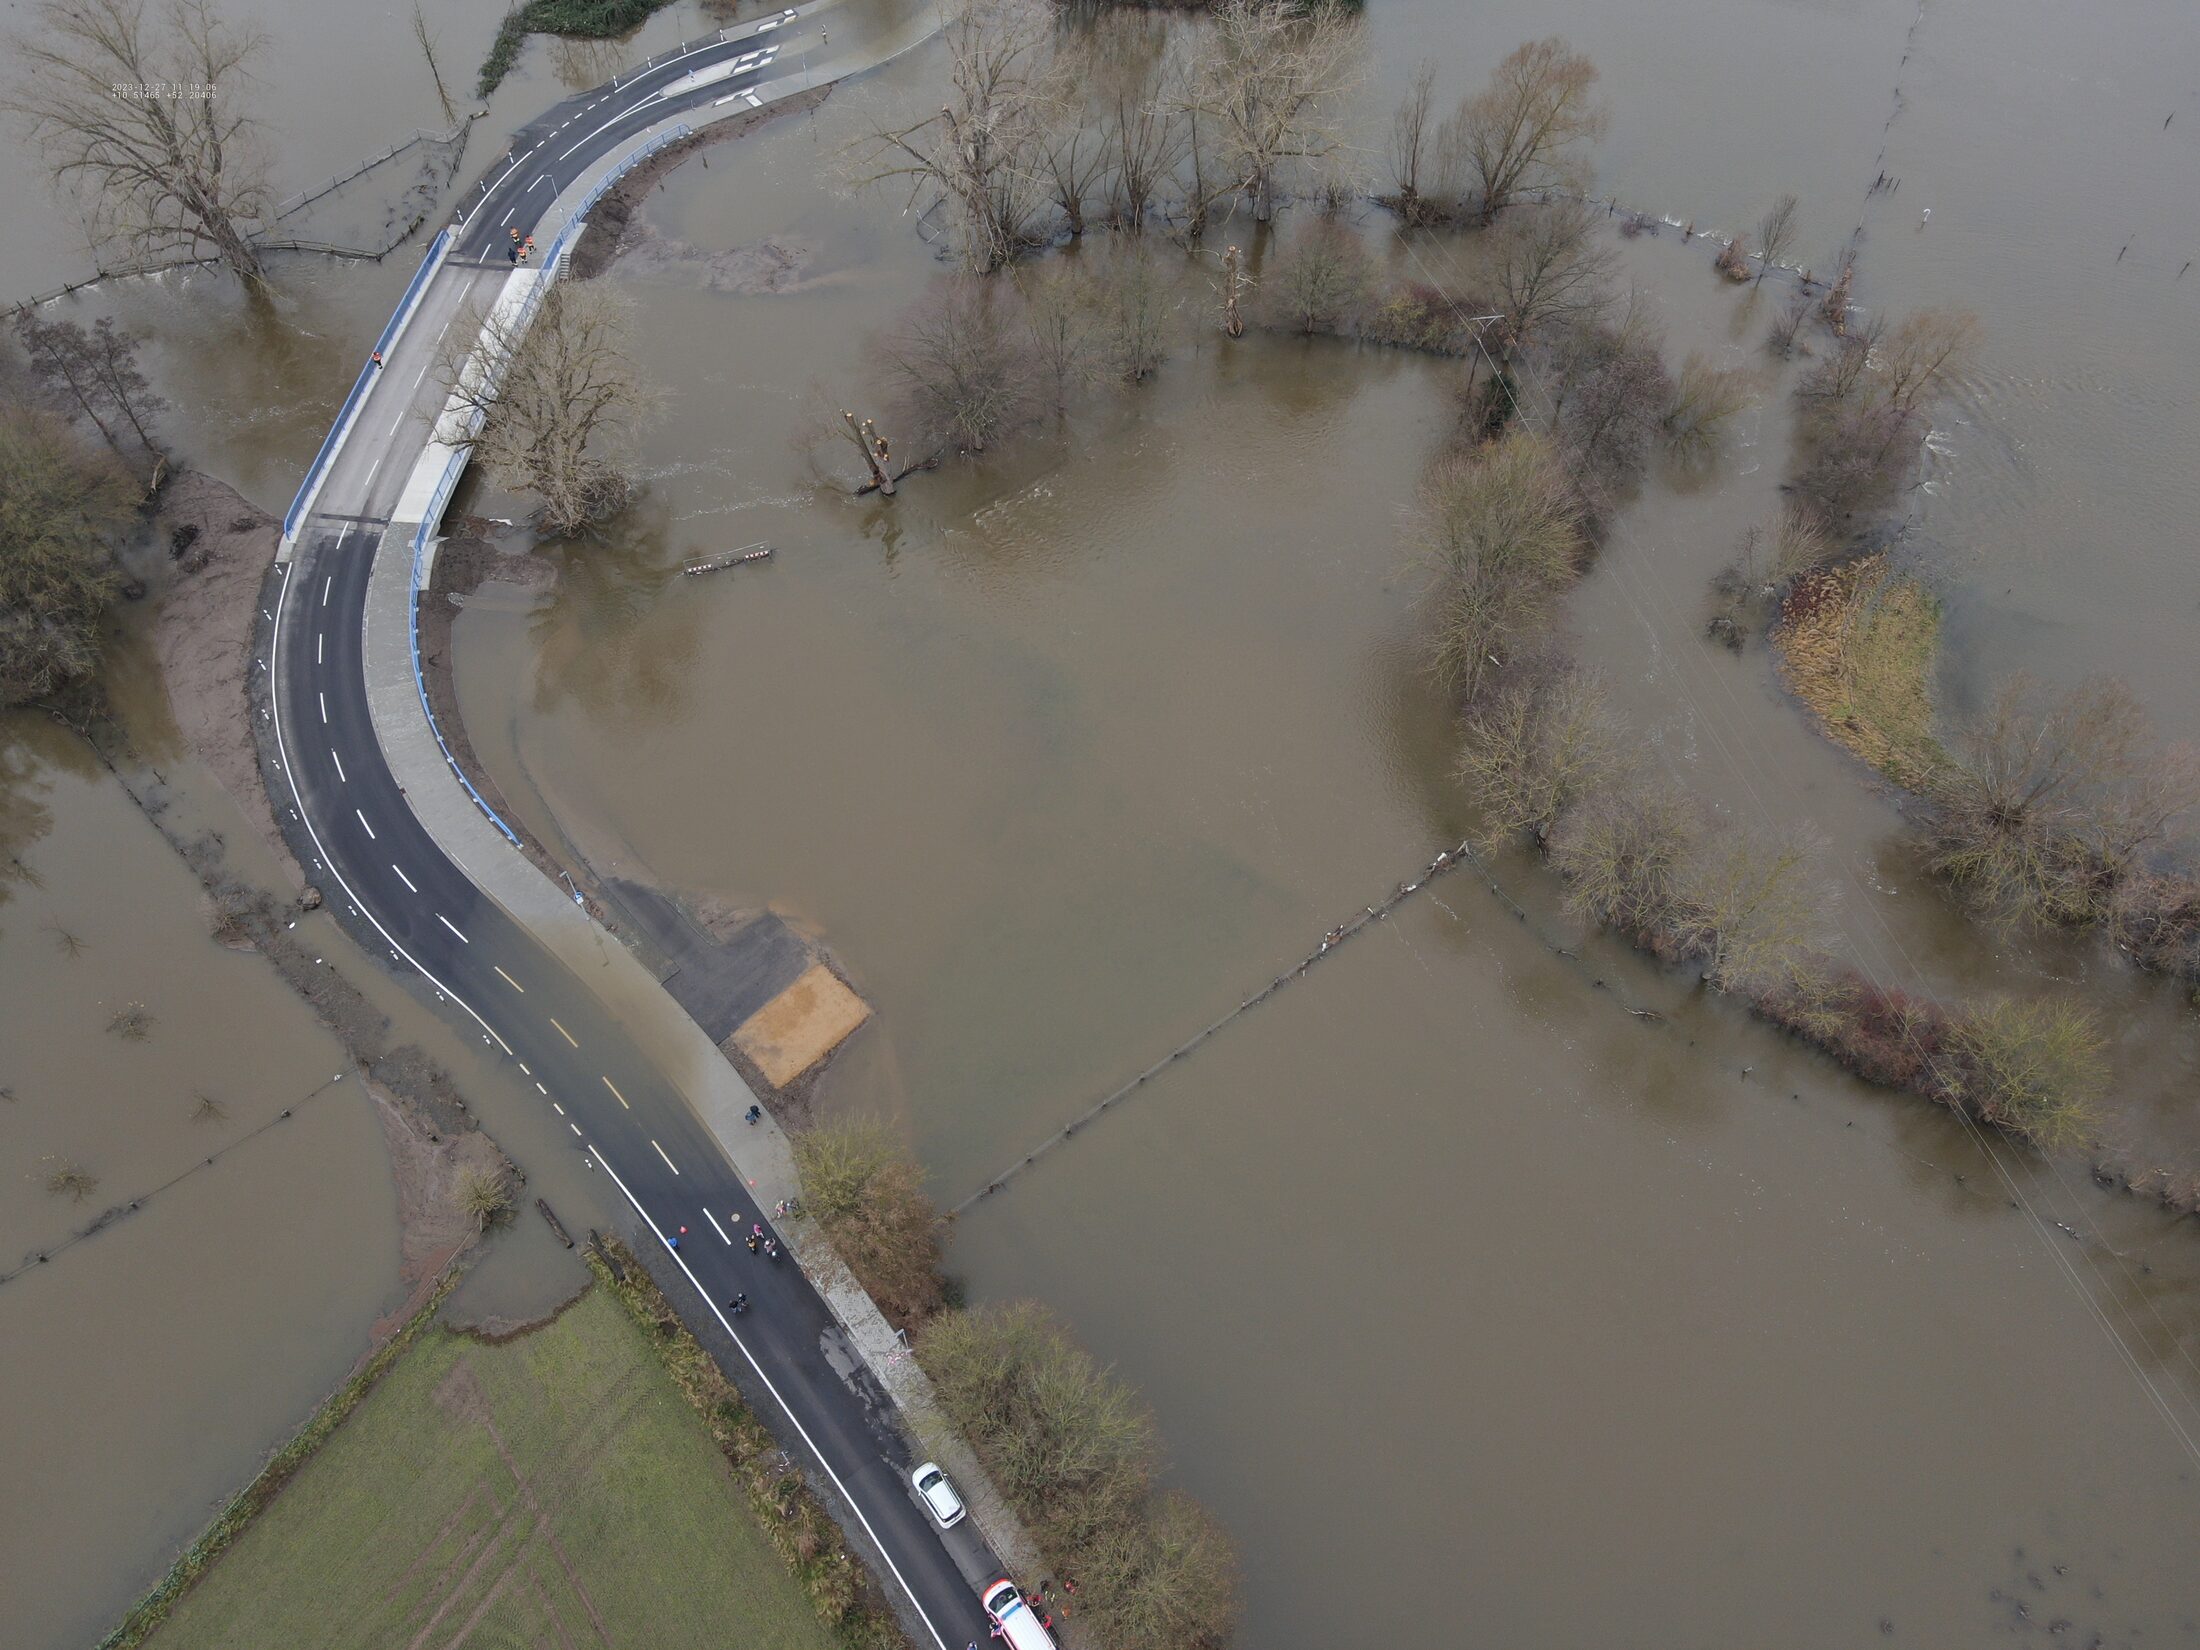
603, 1075, 630, 1109
550, 1017, 577, 1047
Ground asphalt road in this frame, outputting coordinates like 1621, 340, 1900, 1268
270, 16, 1002, 1649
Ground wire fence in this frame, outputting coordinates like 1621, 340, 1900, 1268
269, 117, 479, 223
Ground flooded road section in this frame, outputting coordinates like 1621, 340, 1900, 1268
0, 718, 399, 1650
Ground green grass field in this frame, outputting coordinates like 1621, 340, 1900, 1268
149, 1284, 839, 1650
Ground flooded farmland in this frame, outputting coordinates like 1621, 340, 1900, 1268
5, 0, 2200, 1643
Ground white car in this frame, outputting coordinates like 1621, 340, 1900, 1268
911, 1462, 965, 1529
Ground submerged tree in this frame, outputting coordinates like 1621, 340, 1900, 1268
1184, 0, 1361, 226
1753, 193, 1799, 285
1453, 37, 1606, 223
849, 0, 1061, 274
880, 276, 1034, 453
442, 281, 654, 534
6, 0, 273, 284
1262, 217, 1371, 334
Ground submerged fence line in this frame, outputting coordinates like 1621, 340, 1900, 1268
1, 1074, 348, 1287
951, 841, 1498, 1216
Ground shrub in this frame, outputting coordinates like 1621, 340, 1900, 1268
1923, 674, 2200, 931
1416, 428, 1587, 702
1456, 653, 1622, 848
791, 1116, 945, 1327
1547, 773, 1702, 950
917, 1300, 1239, 1648
1359, 283, 1471, 354
1943, 997, 2106, 1151
460, 1167, 514, 1230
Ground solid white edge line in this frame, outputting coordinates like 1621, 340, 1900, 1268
266, 551, 512, 1059
703, 1208, 730, 1244
587, 1147, 953, 1650
652, 1139, 679, 1174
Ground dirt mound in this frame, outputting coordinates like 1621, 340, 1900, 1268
145, 471, 294, 878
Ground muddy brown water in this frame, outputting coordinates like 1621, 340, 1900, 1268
444, 10, 2200, 1644
6, 0, 2200, 1644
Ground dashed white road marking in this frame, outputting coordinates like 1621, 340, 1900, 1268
651, 1139, 679, 1174
316, 632, 324, 663
355, 808, 375, 839
703, 1208, 730, 1244
322, 575, 332, 605
331, 750, 346, 783
570, 1122, 582, 1137
603, 1076, 630, 1109
494, 964, 525, 991
392, 863, 418, 893
436, 913, 469, 943
550, 1017, 578, 1047
319, 692, 328, 723
552, 1101, 565, 1114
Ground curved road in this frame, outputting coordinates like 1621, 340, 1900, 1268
269, 14, 996, 1649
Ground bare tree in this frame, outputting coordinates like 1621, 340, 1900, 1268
6, 0, 273, 284
1753, 193, 1798, 285
442, 281, 653, 534
836, 408, 897, 495
1104, 87, 1183, 231
1262, 218, 1369, 334
1491, 198, 1613, 349
1384, 56, 1443, 225
410, 0, 457, 127
15, 312, 166, 463
848, 0, 1061, 274
1041, 117, 1106, 239
1416, 428, 1587, 700
880, 276, 1035, 452
1876, 305, 1980, 414
1184, 0, 1360, 226
1453, 37, 1606, 224
1456, 653, 1623, 847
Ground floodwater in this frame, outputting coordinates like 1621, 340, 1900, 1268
5, 0, 2200, 1643
0, 716, 400, 1649
441, 3, 2200, 1645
